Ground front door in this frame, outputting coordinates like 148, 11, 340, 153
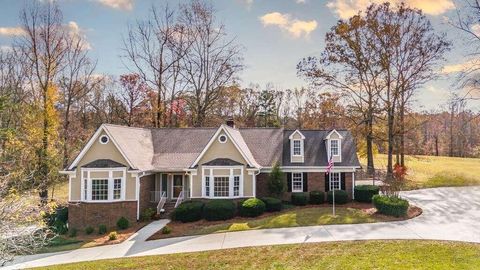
172, 174, 183, 198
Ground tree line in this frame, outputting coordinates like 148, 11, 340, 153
0, 1, 479, 202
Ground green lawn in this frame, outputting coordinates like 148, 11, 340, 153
361, 154, 480, 189
151, 206, 407, 240
32, 240, 480, 270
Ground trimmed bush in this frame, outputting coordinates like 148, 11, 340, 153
56, 207, 68, 224
309, 191, 325, 204
98, 224, 107, 235
161, 226, 172, 234
327, 190, 349, 204
291, 192, 308, 206
68, 228, 77, 238
141, 208, 156, 221
85, 226, 94, 235
173, 201, 204, 222
261, 197, 282, 212
372, 195, 409, 217
203, 200, 236, 221
108, 231, 118, 241
116, 217, 129, 230
54, 220, 68, 235
239, 198, 266, 217
354, 185, 380, 203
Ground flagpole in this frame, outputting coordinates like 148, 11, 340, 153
332, 162, 335, 217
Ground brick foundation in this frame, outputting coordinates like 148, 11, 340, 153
256, 171, 354, 201
68, 201, 137, 229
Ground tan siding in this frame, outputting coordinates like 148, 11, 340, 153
70, 130, 137, 201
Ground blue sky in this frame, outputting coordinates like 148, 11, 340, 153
0, 0, 478, 111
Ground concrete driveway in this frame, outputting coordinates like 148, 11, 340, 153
4, 186, 480, 269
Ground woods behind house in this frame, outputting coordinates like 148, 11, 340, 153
0, 1, 479, 202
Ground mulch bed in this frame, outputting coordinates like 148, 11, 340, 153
147, 203, 422, 241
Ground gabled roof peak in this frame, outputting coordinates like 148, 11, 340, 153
288, 129, 305, 140
324, 129, 344, 140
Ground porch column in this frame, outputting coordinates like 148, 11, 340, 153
352, 171, 355, 200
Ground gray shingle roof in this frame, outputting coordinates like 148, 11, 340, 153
96, 124, 360, 171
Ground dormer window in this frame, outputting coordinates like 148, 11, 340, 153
331, 139, 339, 156
293, 140, 302, 156
289, 130, 305, 163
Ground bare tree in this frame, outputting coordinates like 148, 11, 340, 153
16, 1, 68, 203
181, 0, 244, 127
118, 73, 148, 126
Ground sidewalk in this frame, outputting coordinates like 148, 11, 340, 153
4, 186, 480, 269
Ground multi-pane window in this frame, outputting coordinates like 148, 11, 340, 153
330, 172, 341, 190
292, 173, 303, 192
92, 179, 108, 200
233, 176, 240, 196
113, 178, 122, 200
83, 179, 88, 200
331, 140, 339, 156
293, 140, 302, 156
205, 176, 210, 196
214, 177, 229, 197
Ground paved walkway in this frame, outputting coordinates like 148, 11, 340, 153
4, 186, 480, 269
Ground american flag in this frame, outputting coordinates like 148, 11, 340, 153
326, 156, 334, 174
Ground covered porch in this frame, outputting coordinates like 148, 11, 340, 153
149, 172, 191, 204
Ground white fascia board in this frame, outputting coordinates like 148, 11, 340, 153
325, 129, 344, 140
288, 129, 305, 140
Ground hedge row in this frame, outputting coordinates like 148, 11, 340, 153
290, 190, 349, 205
354, 185, 380, 203
372, 195, 409, 217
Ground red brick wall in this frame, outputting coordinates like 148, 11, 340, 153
139, 174, 156, 215
255, 171, 353, 201
68, 201, 137, 229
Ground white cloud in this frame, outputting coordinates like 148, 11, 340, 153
259, 12, 317, 38
0, 26, 26, 36
0, 45, 13, 52
95, 0, 134, 11
327, 0, 455, 19
66, 21, 92, 50
471, 24, 480, 37
442, 59, 479, 74
296, 0, 307, 3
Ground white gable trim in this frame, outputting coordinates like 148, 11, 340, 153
190, 125, 258, 168
66, 124, 135, 171
325, 129, 343, 140
289, 129, 305, 140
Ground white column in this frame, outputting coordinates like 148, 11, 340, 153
108, 171, 113, 201
209, 169, 214, 198
86, 171, 92, 201
201, 168, 205, 197
239, 168, 244, 197
229, 168, 234, 197
352, 171, 355, 200
189, 173, 193, 199
135, 173, 140, 220
252, 172, 256, 198
121, 169, 126, 201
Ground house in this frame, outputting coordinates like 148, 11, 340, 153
60, 121, 361, 228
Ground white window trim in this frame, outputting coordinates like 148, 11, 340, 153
331, 139, 340, 156
201, 166, 244, 199
292, 140, 303, 156
80, 168, 126, 203
329, 172, 341, 191
290, 139, 305, 163
292, 172, 303, 193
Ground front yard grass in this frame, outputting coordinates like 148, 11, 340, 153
360, 154, 480, 189
149, 204, 420, 240
32, 240, 480, 270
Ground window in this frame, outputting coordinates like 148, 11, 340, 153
329, 172, 341, 190
293, 140, 302, 156
92, 179, 108, 200
99, 135, 109, 144
233, 176, 240, 196
218, 134, 227, 143
83, 179, 87, 200
205, 176, 210, 196
113, 178, 122, 200
292, 173, 303, 192
214, 177, 229, 197
331, 139, 339, 156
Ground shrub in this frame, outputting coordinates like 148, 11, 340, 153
309, 191, 325, 204
54, 220, 68, 235
116, 217, 129, 230
98, 224, 107, 235
268, 162, 285, 197
354, 185, 380, 203
85, 226, 94, 235
173, 201, 204, 222
161, 226, 172, 234
239, 198, 266, 217
291, 193, 308, 206
261, 197, 282, 212
141, 208, 156, 221
327, 190, 349, 204
56, 207, 68, 224
372, 195, 409, 217
68, 228, 77, 238
108, 231, 118, 241
203, 200, 236, 221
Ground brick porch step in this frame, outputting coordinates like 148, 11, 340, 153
161, 202, 176, 217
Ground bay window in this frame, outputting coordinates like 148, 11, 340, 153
203, 167, 243, 198
81, 169, 125, 202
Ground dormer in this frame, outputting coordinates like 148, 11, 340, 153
289, 130, 305, 163
325, 129, 343, 163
